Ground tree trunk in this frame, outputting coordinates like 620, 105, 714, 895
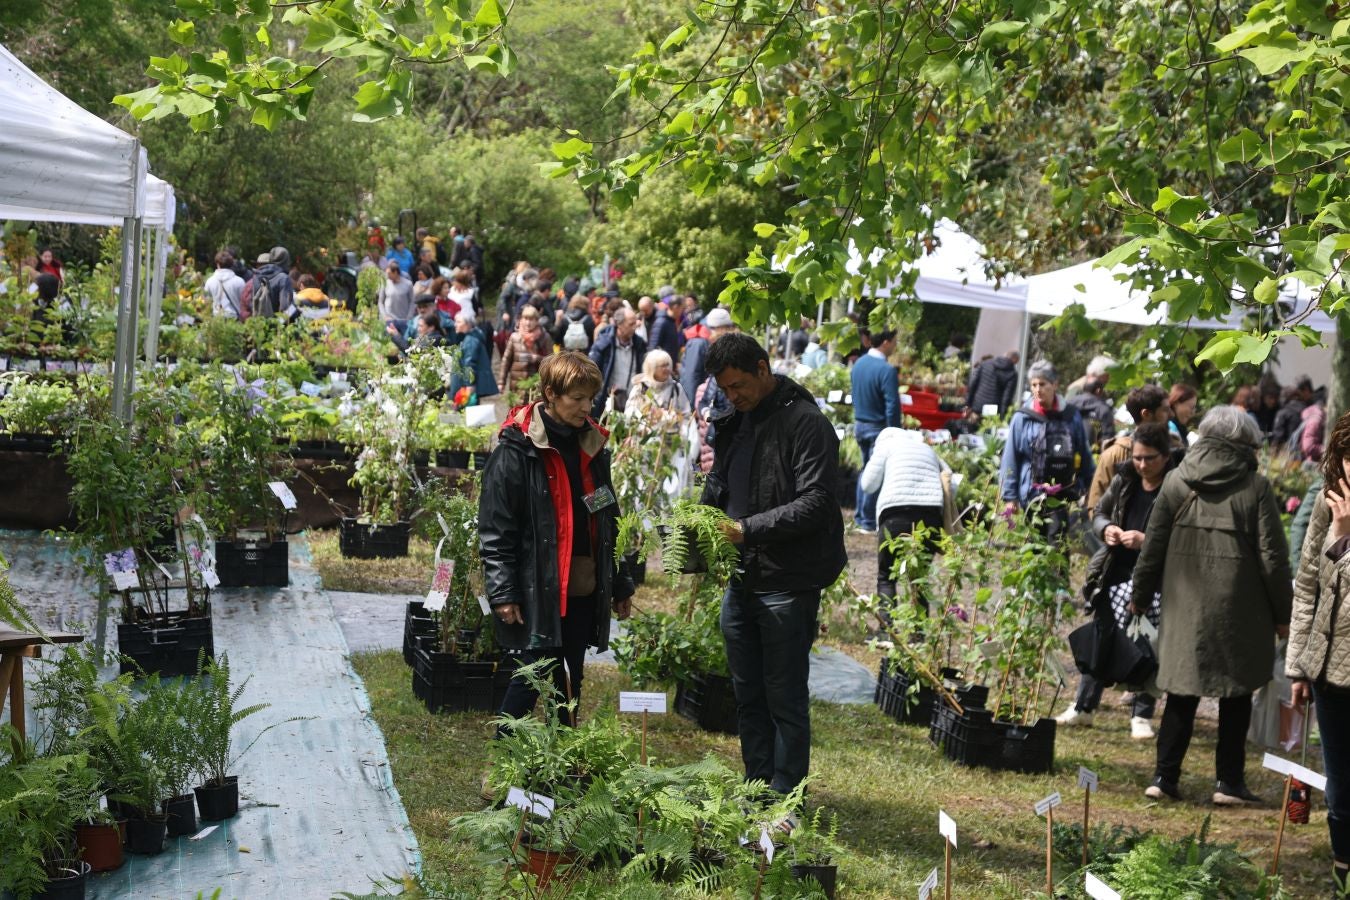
1332, 318, 1350, 426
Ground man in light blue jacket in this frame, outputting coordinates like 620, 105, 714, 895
849, 329, 901, 532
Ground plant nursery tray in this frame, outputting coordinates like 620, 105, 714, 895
117, 608, 214, 678
929, 703, 1056, 774
433, 449, 491, 470
874, 660, 988, 726
215, 538, 289, 587
339, 517, 410, 559
675, 671, 738, 734
403, 600, 437, 667
285, 439, 352, 462
0, 432, 58, 453
411, 645, 518, 714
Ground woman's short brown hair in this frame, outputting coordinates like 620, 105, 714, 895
539, 351, 602, 400
1323, 410, 1350, 489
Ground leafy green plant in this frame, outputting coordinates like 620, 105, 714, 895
193, 652, 310, 787
786, 806, 839, 866
0, 374, 78, 435
1100, 816, 1289, 900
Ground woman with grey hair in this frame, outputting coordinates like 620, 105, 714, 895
998, 359, 1095, 542
1131, 404, 1292, 805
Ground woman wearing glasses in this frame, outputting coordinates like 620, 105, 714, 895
1057, 422, 1176, 737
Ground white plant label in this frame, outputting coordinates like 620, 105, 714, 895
424, 560, 454, 611
1035, 792, 1062, 816
201, 569, 221, 589
423, 591, 447, 613
1078, 766, 1099, 792
759, 827, 775, 863
919, 867, 939, 900
1085, 872, 1122, 900
268, 481, 298, 510
938, 810, 957, 848
299, 381, 324, 397
619, 692, 668, 714
843, 393, 853, 405
477, 595, 492, 616
977, 640, 1004, 660
189, 825, 219, 841
329, 371, 348, 383
506, 787, 554, 819
827, 390, 844, 403
112, 570, 139, 591
1262, 751, 1328, 791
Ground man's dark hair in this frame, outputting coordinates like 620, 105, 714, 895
706, 331, 769, 377
1296, 375, 1314, 393
214, 250, 234, 269
34, 273, 59, 302
1133, 421, 1171, 456
1125, 384, 1168, 423
872, 329, 898, 344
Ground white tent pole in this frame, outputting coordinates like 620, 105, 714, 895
143, 229, 165, 361
1014, 308, 1032, 406
111, 215, 143, 422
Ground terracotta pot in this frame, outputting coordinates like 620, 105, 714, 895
75, 822, 124, 873
524, 847, 576, 888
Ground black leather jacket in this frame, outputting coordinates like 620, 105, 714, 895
478, 404, 634, 652
700, 376, 847, 592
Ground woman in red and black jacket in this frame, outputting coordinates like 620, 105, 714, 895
479, 351, 635, 729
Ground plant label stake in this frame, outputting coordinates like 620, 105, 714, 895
1078, 766, 1098, 867
919, 866, 939, 900
619, 691, 667, 766
267, 481, 298, 510
1035, 792, 1062, 896
506, 786, 555, 859
938, 810, 956, 900
1085, 871, 1121, 900
1263, 752, 1328, 875
753, 826, 774, 900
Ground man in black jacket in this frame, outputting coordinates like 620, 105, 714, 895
966, 349, 1020, 417
700, 333, 847, 797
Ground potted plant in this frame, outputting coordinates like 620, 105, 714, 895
136, 675, 201, 837
0, 731, 99, 900
0, 372, 78, 449
190, 652, 308, 822
786, 808, 840, 899
194, 366, 294, 587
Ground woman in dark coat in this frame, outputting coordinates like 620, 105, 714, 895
479, 351, 634, 730
1131, 405, 1292, 805
1057, 422, 1175, 736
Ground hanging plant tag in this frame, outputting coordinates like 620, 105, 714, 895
477, 595, 491, 616
938, 810, 957, 847
1262, 752, 1327, 791
977, 640, 1003, 660
1034, 792, 1062, 816
104, 549, 139, 590
919, 867, 939, 900
1077, 766, 1098, 792
201, 569, 221, 589
619, 692, 667, 714
506, 787, 554, 818
1085, 872, 1121, 900
425, 560, 454, 611
758, 827, 775, 863
827, 389, 843, 403
268, 481, 298, 510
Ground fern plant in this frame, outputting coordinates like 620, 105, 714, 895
657, 499, 738, 580
192, 652, 312, 787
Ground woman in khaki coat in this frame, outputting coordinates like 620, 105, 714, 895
1131, 405, 1291, 806
1289, 410, 1350, 899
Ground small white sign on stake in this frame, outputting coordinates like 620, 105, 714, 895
758, 827, 775, 863
505, 787, 555, 819
619, 691, 668, 714
268, 481, 298, 510
938, 810, 957, 848
1263, 751, 1328, 792
919, 866, 939, 900
1034, 792, 1063, 816
1085, 871, 1122, 900
1078, 766, 1099, 792
827, 390, 844, 403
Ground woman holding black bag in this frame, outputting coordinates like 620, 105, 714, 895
1058, 422, 1174, 737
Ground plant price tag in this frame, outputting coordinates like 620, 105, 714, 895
1034, 792, 1062, 816
424, 560, 454, 613
1262, 752, 1328, 791
268, 481, 298, 510
1078, 766, 1099, 792
1085, 872, 1121, 900
201, 569, 221, 589
758, 827, 775, 863
506, 787, 554, 819
477, 595, 492, 616
104, 549, 139, 590
619, 692, 667, 714
919, 867, 939, 900
938, 810, 957, 848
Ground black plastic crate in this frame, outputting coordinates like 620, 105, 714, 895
930, 704, 1056, 773
674, 672, 738, 734
991, 717, 1057, 774
339, 518, 410, 559
434, 450, 491, 470
411, 647, 516, 714
215, 538, 289, 587
403, 600, 437, 667
876, 661, 986, 727
117, 610, 214, 678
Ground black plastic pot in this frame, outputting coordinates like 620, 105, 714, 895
117, 608, 214, 678
34, 861, 91, 900
338, 517, 410, 559
162, 793, 198, 836
790, 862, 838, 898
124, 815, 168, 855
195, 776, 240, 821
215, 538, 289, 587
674, 671, 738, 734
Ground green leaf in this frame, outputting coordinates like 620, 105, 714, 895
1253, 277, 1279, 304
662, 109, 695, 135
919, 52, 959, 86
660, 24, 691, 53
168, 19, 196, 47
1193, 331, 1243, 371
551, 137, 593, 160
220, 25, 245, 65
1213, 20, 1278, 53
1216, 129, 1262, 164
463, 54, 496, 71
753, 223, 778, 238
1096, 238, 1147, 269
474, 0, 504, 27
978, 20, 1028, 48
1237, 35, 1312, 75
174, 91, 216, 117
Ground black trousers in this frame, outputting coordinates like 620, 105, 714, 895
496, 594, 596, 733
876, 505, 944, 617
1154, 692, 1252, 786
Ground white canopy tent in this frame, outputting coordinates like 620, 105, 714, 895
0, 43, 176, 420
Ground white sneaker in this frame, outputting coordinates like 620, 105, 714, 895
1054, 705, 1093, 727
1130, 716, 1155, 740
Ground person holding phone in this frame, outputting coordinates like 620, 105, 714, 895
1289, 409, 1350, 898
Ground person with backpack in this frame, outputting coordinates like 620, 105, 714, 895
243, 247, 295, 318
205, 250, 246, 320
999, 359, 1096, 543
554, 296, 595, 352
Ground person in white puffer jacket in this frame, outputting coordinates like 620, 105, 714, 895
860, 427, 949, 636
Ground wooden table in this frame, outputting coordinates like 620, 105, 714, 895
0, 629, 83, 741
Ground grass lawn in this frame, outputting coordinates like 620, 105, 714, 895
350, 647, 1329, 898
